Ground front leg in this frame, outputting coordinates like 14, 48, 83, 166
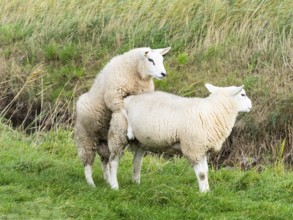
193, 155, 209, 193
104, 88, 125, 112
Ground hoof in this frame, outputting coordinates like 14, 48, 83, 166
111, 186, 119, 190
132, 179, 140, 185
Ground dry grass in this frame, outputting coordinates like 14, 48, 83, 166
0, 0, 292, 166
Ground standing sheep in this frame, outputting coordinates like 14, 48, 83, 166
108, 83, 252, 192
75, 47, 171, 187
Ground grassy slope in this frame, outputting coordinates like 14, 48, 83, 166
0, 0, 292, 165
0, 123, 293, 219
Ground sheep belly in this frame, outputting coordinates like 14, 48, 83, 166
134, 134, 175, 149
131, 122, 179, 150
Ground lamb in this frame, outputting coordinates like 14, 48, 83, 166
75, 47, 171, 187
107, 83, 252, 192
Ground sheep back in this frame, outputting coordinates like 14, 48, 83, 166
89, 47, 154, 112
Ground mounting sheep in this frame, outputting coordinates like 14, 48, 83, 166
108, 83, 252, 192
75, 47, 171, 187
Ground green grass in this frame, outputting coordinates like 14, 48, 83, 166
1, 122, 293, 219
0, 1, 293, 217
0, 1, 292, 154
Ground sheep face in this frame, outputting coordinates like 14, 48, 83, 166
233, 88, 252, 113
138, 47, 171, 80
205, 83, 252, 113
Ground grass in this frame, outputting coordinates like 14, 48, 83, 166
0, 0, 292, 149
0, 121, 293, 219
0, 1, 293, 218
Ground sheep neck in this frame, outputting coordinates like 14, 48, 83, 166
200, 94, 238, 150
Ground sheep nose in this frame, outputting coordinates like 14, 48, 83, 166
161, 72, 166, 77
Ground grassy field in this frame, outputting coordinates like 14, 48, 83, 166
0, 0, 293, 219
0, 122, 293, 219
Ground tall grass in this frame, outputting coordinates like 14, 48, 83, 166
0, 0, 292, 165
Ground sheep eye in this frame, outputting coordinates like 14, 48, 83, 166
241, 94, 246, 97
148, 58, 155, 65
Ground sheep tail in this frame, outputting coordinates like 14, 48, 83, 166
121, 108, 135, 140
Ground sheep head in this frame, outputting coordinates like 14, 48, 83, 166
138, 47, 171, 80
205, 83, 252, 113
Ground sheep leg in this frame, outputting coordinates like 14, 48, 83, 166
96, 141, 111, 184
84, 164, 95, 187
193, 155, 209, 193
75, 124, 97, 187
109, 155, 119, 189
200, 155, 210, 191
107, 111, 129, 189
101, 157, 110, 184
83, 157, 96, 187
132, 147, 145, 184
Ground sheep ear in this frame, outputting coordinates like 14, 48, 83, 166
152, 47, 171, 55
205, 83, 218, 94
233, 85, 244, 95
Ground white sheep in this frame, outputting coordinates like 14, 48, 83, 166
75, 47, 171, 187
108, 83, 252, 192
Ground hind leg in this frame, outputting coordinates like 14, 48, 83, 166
84, 164, 95, 187
132, 146, 146, 184
101, 157, 110, 184
75, 123, 97, 187
97, 142, 111, 184
108, 111, 128, 189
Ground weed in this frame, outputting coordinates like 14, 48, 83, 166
177, 52, 188, 65
274, 139, 286, 174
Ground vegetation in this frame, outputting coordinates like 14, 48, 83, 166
0, 123, 293, 219
0, 0, 292, 165
0, 1, 293, 218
